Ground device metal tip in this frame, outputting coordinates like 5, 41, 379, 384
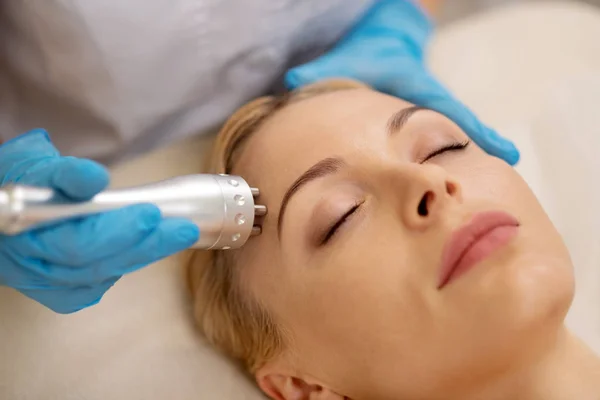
251, 226, 262, 236
251, 188, 259, 197
254, 205, 267, 217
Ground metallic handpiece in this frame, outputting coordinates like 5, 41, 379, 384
0, 174, 267, 250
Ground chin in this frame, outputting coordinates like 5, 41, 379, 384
514, 255, 574, 321
431, 257, 575, 397
455, 241, 575, 352
422, 237, 575, 398
481, 246, 576, 360
483, 219, 575, 324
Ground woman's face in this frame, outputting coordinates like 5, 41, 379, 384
232, 89, 574, 400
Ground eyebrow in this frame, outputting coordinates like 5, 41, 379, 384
277, 157, 345, 236
276, 106, 425, 237
387, 106, 427, 135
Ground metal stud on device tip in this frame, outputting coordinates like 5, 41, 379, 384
251, 226, 262, 236
251, 188, 259, 197
254, 205, 267, 217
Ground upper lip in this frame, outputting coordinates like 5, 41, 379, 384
438, 211, 520, 288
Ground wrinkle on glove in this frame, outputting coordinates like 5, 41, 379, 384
0, 130, 199, 314
286, 0, 520, 165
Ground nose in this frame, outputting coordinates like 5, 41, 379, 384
394, 164, 462, 230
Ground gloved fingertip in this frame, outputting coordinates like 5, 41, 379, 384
284, 70, 303, 90
133, 203, 163, 232
503, 145, 521, 166
51, 278, 118, 314
485, 128, 521, 165
160, 218, 200, 250
482, 139, 521, 166
284, 68, 314, 90
43, 300, 84, 314
79, 294, 106, 310
175, 221, 200, 247
51, 295, 102, 314
54, 158, 110, 199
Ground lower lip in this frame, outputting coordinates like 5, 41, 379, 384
444, 225, 519, 287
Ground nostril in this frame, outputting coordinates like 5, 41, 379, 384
418, 191, 435, 217
446, 181, 458, 196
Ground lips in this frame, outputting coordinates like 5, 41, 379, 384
438, 211, 520, 289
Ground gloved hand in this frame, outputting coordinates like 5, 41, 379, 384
0, 130, 200, 314
286, 0, 520, 165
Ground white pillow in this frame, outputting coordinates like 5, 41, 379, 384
1, 2, 599, 399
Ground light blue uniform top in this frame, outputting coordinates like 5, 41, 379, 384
0, 0, 374, 163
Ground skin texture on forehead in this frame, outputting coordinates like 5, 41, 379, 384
229, 88, 574, 400
234, 89, 399, 193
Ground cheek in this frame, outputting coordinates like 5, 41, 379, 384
443, 155, 574, 364
280, 229, 438, 386
454, 153, 574, 294
453, 154, 556, 231
453, 155, 525, 201
456, 155, 564, 238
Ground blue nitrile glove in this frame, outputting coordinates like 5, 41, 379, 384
286, 0, 520, 165
0, 130, 200, 314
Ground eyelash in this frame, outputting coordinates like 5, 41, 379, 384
320, 201, 362, 245
420, 139, 471, 163
320, 140, 471, 245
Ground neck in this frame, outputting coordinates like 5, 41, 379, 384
468, 328, 600, 400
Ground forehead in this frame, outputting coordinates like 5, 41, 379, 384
229, 88, 414, 296
231, 89, 413, 196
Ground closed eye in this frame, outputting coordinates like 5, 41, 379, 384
320, 202, 362, 245
420, 140, 471, 163
318, 140, 470, 246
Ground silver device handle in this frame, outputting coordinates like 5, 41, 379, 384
0, 174, 265, 250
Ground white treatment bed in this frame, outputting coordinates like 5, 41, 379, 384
0, 2, 599, 399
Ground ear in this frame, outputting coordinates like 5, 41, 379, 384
256, 367, 345, 400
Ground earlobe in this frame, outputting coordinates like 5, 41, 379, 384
257, 372, 345, 400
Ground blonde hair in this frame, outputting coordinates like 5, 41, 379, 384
187, 79, 370, 374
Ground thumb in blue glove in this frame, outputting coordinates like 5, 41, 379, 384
0, 130, 200, 313
285, 0, 519, 165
